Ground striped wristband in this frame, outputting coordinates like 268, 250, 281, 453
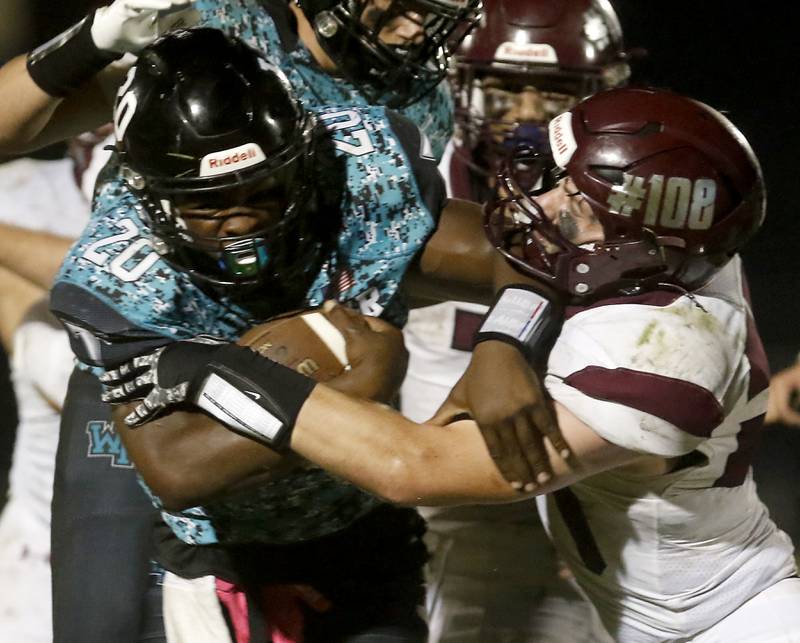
474, 285, 563, 362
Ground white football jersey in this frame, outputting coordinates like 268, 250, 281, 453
0, 156, 90, 642
0, 157, 90, 237
401, 301, 488, 421
539, 255, 796, 642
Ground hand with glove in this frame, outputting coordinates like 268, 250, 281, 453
91, 0, 200, 54
101, 336, 317, 450
100, 336, 223, 426
27, 0, 199, 97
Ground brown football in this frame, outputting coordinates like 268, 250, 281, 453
237, 310, 349, 382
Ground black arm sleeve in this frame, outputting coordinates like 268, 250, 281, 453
50, 282, 172, 368
385, 109, 448, 224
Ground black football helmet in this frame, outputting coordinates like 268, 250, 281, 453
296, 0, 482, 107
486, 88, 765, 300
113, 28, 320, 293
451, 0, 630, 194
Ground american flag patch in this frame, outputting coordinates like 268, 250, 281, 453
336, 268, 355, 294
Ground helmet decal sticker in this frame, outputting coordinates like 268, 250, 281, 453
549, 112, 577, 168
199, 143, 267, 177
494, 42, 559, 64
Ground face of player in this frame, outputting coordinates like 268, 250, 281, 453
482, 77, 579, 130
360, 0, 426, 47
170, 177, 286, 244
475, 78, 580, 194
533, 176, 604, 249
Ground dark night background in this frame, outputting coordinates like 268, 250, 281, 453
613, 0, 800, 366
613, 0, 800, 538
0, 0, 798, 525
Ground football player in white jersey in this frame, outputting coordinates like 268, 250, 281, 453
401, 1, 630, 639
403, 0, 632, 482
106, 86, 800, 642
402, 0, 630, 428
0, 151, 92, 642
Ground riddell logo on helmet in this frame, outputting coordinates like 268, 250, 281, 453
200, 143, 267, 177
495, 42, 558, 64
549, 112, 577, 168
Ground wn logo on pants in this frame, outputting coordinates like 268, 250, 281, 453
86, 420, 133, 468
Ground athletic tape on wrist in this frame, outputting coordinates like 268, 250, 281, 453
191, 344, 316, 451
474, 285, 562, 361
27, 15, 121, 97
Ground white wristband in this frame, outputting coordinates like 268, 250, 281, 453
479, 288, 550, 343
474, 286, 562, 360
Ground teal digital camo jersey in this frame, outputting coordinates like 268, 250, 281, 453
195, 0, 454, 162
51, 105, 445, 545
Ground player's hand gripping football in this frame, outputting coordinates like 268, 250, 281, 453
100, 336, 224, 427
452, 340, 570, 492
91, 0, 200, 54
320, 301, 408, 404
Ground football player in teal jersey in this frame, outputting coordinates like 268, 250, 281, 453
3, 23, 499, 640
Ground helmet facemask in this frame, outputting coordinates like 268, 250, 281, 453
450, 0, 632, 195
454, 63, 588, 181
114, 30, 332, 301
309, 0, 481, 107
486, 87, 766, 302
123, 120, 320, 294
485, 145, 674, 301
486, 147, 586, 288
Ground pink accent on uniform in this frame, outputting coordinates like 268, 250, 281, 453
215, 578, 322, 643
260, 585, 308, 643
215, 578, 250, 643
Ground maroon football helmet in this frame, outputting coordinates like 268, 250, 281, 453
450, 0, 630, 198
485, 87, 766, 300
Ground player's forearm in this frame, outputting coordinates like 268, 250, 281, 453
0, 56, 64, 155
414, 198, 496, 289
0, 224, 75, 290
0, 266, 45, 352
113, 405, 297, 510
289, 386, 645, 506
289, 385, 519, 505
0, 56, 112, 154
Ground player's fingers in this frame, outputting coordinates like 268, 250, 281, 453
776, 390, 800, 426
128, 372, 154, 392
100, 385, 126, 403
479, 425, 514, 482
99, 361, 134, 383
124, 389, 166, 427
767, 388, 787, 425
124, 403, 152, 427
100, 352, 158, 384
530, 403, 571, 459
495, 419, 536, 490
476, 422, 505, 462
768, 381, 793, 423
514, 415, 551, 491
